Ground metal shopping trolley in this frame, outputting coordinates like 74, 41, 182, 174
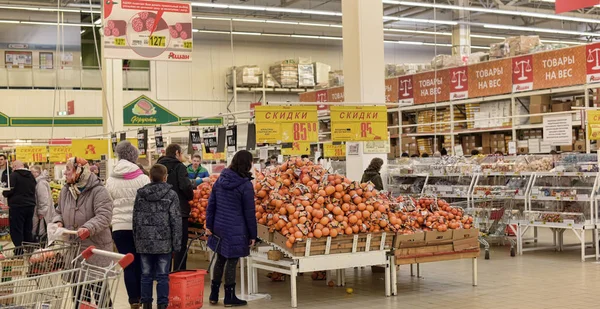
0, 246, 133, 308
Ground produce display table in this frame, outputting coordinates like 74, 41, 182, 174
245, 245, 391, 308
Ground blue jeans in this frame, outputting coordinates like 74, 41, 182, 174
112, 230, 141, 304
140, 253, 172, 305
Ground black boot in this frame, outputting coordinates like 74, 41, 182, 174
224, 284, 247, 307
209, 280, 221, 305
157, 305, 167, 309
142, 304, 152, 309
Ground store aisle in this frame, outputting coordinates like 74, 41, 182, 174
112, 240, 600, 309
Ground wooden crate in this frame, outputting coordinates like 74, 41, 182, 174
272, 231, 393, 257
257, 224, 273, 242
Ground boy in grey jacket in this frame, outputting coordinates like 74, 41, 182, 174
133, 164, 182, 309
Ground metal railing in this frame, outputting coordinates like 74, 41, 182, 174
0, 65, 150, 90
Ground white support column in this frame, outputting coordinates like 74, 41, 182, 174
101, 59, 124, 135
342, 0, 387, 180
452, 0, 471, 57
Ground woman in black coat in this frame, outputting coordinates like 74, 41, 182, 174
206, 150, 257, 307
361, 157, 385, 191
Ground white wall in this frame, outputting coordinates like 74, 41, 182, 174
0, 36, 445, 141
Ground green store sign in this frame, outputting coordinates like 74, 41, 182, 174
123, 95, 222, 127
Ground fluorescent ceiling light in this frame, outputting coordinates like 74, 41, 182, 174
386, 28, 451, 36
232, 31, 262, 36
384, 16, 458, 25
0, 4, 99, 14
483, 23, 600, 37
191, 2, 342, 16
0, 20, 19, 24
470, 34, 504, 40
383, 0, 600, 24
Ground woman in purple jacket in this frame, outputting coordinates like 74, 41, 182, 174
206, 150, 257, 307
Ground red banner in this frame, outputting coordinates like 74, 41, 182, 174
556, 0, 600, 13
449, 66, 468, 101
512, 55, 534, 92
587, 42, 600, 83
398, 75, 414, 105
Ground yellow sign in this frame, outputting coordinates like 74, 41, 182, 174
115, 38, 126, 46
183, 41, 193, 49
330, 106, 388, 142
149, 35, 166, 47
255, 106, 318, 144
282, 142, 311, 156
323, 143, 346, 157
203, 152, 226, 161
72, 139, 109, 161
587, 110, 600, 140
16, 146, 47, 163
49, 146, 73, 163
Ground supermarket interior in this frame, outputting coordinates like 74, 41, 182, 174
1, 0, 600, 308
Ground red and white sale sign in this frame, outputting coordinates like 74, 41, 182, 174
398, 75, 414, 105
587, 43, 600, 83
512, 55, 534, 92
103, 0, 192, 61
449, 66, 468, 101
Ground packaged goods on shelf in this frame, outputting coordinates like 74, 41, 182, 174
261, 73, 281, 88
531, 43, 569, 53
529, 95, 551, 124
465, 103, 480, 129
417, 110, 435, 133
507, 35, 541, 56
515, 101, 530, 125
417, 138, 434, 155
574, 140, 586, 152
270, 59, 298, 88
431, 54, 464, 69
313, 62, 331, 87
228, 65, 262, 87
402, 121, 415, 134
385, 63, 431, 77
328, 70, 344, 87
297, 60, 315, 88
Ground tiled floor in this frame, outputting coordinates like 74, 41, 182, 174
110, 229, 600, 308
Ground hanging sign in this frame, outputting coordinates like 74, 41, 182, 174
203, 128, 218, 154
15, 146, 47, 163
323, 143, 346, 157
512, 55, 534, 92
254, 105, 318, 144
468, 59, 512, 98
111, 133, 118, 154
226, 125, 237, 152
556, 0, 600, 13
330, 106, 388, 142
327, 87, 345, 102
587, 110, 600, 140
543, 114, 573, 146
449, 66, 469, 101
413, 70, 450, 104
363, 140, 391, 154
385, 78, 399, 103
281, 142, 311, 156
202, 144, 225, 161
398, 75, 414, 105
137, 129, 148, 155
49, 146, 73, 163
103, 0, 193, 61
189, 126, 201, 152
533, 46, 586, 90
155, 126, 164, 154
586, 42, 600, 83
72, 139, 109, 161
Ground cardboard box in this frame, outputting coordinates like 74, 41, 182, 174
453, 237, 480, 252
561, 144, 574, 152
574, 140, 586, 152
395, 244, 454, 257
540, 141, 552, 153
552, 102, 572, 112
518, 146, 529, 154
424, 230, 454, 244
528, 139, 541, 153
517, 140, 528, 148
257, 224, 273, 242
453, 228, 479, 240
574, 98, 584, 107
530, 95, 552, 124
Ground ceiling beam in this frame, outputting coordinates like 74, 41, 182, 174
280, 0, 303, 7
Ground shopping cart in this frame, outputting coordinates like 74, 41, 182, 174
0, 246, 133, 308
0, 231, 81, 282
0, 203, 8, 240
460, 198, 519, 260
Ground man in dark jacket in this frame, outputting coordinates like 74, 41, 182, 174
0, 154, 10, 205
157, 144, 193, 270
2, 160, 37, 249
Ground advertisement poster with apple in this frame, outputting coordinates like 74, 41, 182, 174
103, 0, 193, 61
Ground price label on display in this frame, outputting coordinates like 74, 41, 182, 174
149, 36, 166, 47
330, 106, 388, 142
324, 143, 346, 157
281, 142, 311, 156
254, 106, 318, 144
114, 38, 126, 46
49, 146, 72, 163
183, 41, 193, 49
16, 146, 47, 163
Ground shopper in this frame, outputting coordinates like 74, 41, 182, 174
157, 144, 194, 270
401, 153, 410, 158
133, 164, 182, 309
2, 160, 37, 251
53, 157, 114, 266
0, 154, 10, 205
30, 165, 54, 240
206, 150, 257, 307
421, 153, 429, 158
360, 158, 384, 191
187, 154, 209, 186
106, 140, 150, 309
267, 155, 279, 167
471, 149, 480, 156
440, 148, 448, 156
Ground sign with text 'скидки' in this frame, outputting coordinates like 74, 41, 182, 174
254, 106, 318, 144
330, 106, 388, 142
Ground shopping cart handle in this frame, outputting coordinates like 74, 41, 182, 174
82, 246, 135, 268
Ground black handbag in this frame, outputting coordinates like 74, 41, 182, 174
33, 217, 47, 245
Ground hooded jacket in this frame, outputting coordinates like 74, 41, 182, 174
106, 159, 150, 231
206, 168, 257, 258
157, 156, 194, 217
53, 173, 113, 267
2, 169, 37, 208
133, 182, 182, 254
33, 173, 54, 235
361, 169, 384, 191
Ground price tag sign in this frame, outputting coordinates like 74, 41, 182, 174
330, 106, 387, 142
115, 38, 126, 46
16, 146, 47, 163
281, 142, 311, 155
255, 106, 318, 144
49, 146, 73, 163
324, 143, 346, 157
149, 35, 166, 47
183, 41, 193, 49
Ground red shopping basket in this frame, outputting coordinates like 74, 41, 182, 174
169, 269, 208, 309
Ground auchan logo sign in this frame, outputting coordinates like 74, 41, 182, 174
168, 52, 190, 60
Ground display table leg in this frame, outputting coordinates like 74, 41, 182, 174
472, 257, 478, 286
534, 226, 538, 243
385, 260, 391, 297
240, 257, 246, 297
246, 256, 253, 294
416, 263, 421, 278
290, 265, 298, 308
252, 264, 258, 294
410, 264, 414, 277
390, 256, 397, 296
595, 229, 599, 261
